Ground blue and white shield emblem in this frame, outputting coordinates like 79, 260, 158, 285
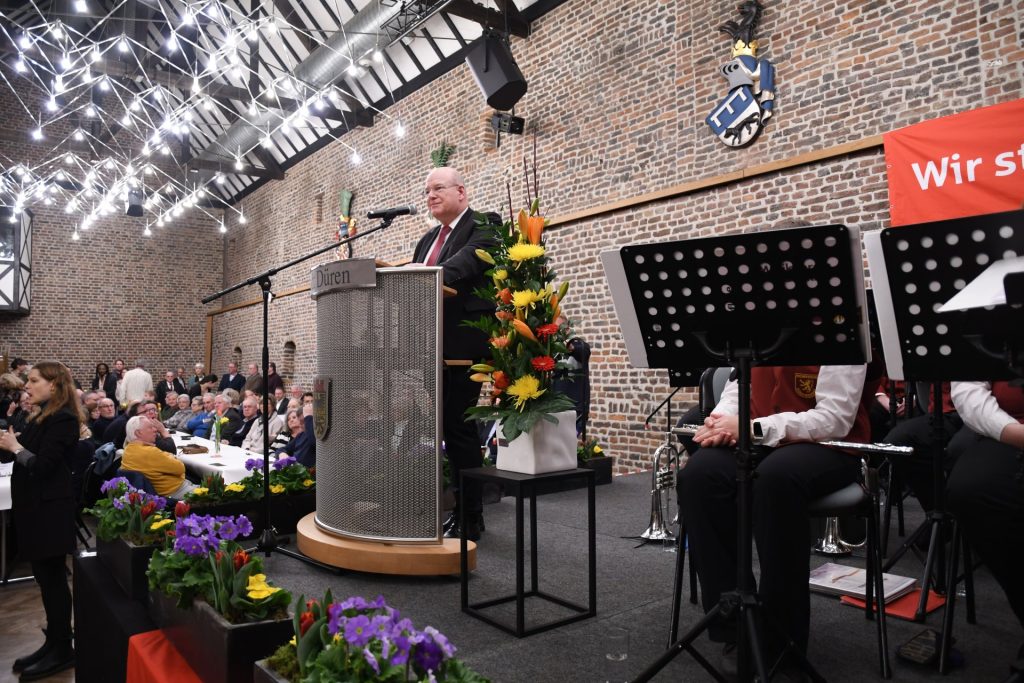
706, 85, 762, 147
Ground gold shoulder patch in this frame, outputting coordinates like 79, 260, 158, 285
794, 373, 817, 399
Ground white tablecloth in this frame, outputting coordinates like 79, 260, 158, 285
172, 434, 258, 485
0, 462, 11, 511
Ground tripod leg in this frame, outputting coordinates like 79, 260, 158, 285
938, 521, 961, 675
740, 606, 770, 683
915, 519, 943, 621
668, 526, 686, 646
632, 603, 728, 683
962, 536, 976, 624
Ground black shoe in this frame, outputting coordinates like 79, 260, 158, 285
19, 644, 74, 682
444, 514, 482, 542
12, 639, 51, 673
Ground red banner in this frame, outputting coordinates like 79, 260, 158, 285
883, 99, 1024, 226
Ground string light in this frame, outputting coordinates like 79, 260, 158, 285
14, 58, 26, 73
238, 212, 247, 224
74, 0, 87, 12
31, 127, 43, 140
72, 230, 80, 240
395, 121, 406, 138
46, 95, 58, 112
350, 150, 361, 164
118, 35, 129, 52
218, 222, 227, 233
144, 225, 152, 236
18, 34, 31, 50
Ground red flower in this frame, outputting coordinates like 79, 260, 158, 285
174, 501, 191, 518
127, 491, 141, 505
233, 549, 250, 571
140, 501, 157, 519
215, 550, 224, 563
492, 371, 511, 390
497, 288, 513, 305
165, 530, 176, 538
299, 611, 315, 636
305, 599, 320, 611
536, 323, 560, 339
531, 356, 556, 372
495, 310, 514, 321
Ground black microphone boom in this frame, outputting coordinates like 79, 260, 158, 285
367, 205, 418, 219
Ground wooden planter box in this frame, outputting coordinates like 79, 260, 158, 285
253, 659, 290, 683
149, 591, 292, 683
189, 492, 316, 538
96, 537, 157, 601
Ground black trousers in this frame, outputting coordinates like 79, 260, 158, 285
946, 427, 1024, 629
678, 443, 861, 655
443, 366, 484, 515
883, 412, 961, 511
30, 554, 72, 643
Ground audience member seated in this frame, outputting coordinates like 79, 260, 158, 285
92, 397, 117, 440
273, 387, 288, 415
213, 393, 243, 443
187, 363, 205, 389
103, 400, 139, 448
164, 394, 194, 431
947, 381, 1024, 661
219, 362, 246, 392
121, 416, 196, 499
243, 362, 264, 395
9, 390, 33, 432
266, 362, 284, 396
155, 371, 186, 409
273, 405, 314, 467
230, 396, 260, 447
187, 394, 216, 438
241, 404, 285, 454
0, 372, 25, 417
71, 423, 97, 503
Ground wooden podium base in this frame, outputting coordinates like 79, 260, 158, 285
295, 513, 476, 576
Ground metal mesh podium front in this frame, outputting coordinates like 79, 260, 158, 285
312, 265, 443, 544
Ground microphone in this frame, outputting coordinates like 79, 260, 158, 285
366, 205, 418, 219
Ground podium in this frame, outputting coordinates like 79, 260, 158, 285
296, 259, 475, 574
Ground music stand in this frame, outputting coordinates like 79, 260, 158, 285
603, 223, 869, 682
865, 208, 1024, 665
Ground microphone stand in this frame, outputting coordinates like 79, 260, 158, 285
202, 217, 397, 569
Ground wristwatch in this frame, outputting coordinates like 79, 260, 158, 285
752, 420, 765, 445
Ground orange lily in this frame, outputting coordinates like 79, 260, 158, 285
550, 293, 561, 321
512, 319, 538, 343
517, 209, 545, 245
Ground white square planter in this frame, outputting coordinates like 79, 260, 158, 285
496, 410, 578, 475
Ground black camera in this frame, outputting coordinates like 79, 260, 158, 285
0, 418, 8, 431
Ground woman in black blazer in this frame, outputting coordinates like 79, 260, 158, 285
0, 361, 82, 680
91, 362, 118, 401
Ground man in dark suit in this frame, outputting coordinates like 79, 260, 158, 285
155, 370, 187, 408
412, 166, 496, 541
219, 362, 246, 392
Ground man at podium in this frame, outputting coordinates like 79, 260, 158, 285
412, 167, 496, 541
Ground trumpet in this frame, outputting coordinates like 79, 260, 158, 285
640, 438, 680, 541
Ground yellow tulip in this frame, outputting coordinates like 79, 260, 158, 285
475, 248, 495, 265
470, 373, 492, 383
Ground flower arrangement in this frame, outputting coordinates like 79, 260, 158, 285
85, 477, 172, 544
576, 437, 605, 463
464, 197, 576, 442
212, 412, 229, 452
147, 513, 290, 622
266, 592, 488, 682
184, 458, 315, 506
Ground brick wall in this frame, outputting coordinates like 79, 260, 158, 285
138, 0, 1024, 469
0, 87, 224, 386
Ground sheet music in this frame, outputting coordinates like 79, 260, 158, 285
938, 255, 1024, 312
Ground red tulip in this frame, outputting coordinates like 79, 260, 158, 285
299, 611, 315, 636
233, 549, 250, 571
174, 501, 191, 518
140, 501, 156, 519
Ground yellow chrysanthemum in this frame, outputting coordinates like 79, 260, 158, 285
289, 636, 297, 647
506, 374, 545, 410
507, 243, 545, 262
225, 483, 246, 493
150, 518, 173, 530
192, 487, 208, 496
511, 289, 544, 309
302, 479, 314, 487
493, 269, 508, 281
219, 416, 229, 424
270, 484, 285, 494
594, 445, 603, 453
246, 573, 281, 600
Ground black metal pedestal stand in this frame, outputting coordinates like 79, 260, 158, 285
866, 208, 1024, 673
602, 223, 870, 682
881, 382, 948, 622
202, 219, 396, 570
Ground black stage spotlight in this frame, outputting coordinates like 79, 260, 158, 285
491, 112, 525, 135
125, 188, 143, 217
465, 33, 527, 111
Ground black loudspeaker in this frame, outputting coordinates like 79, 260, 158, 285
125, 189, 143, 217
465, 35, 527, 111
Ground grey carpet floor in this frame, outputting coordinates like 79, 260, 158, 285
262, 471, 1021, 682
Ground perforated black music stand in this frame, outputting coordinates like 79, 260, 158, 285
603, 224, 869, 682
866, 208, 1024, 668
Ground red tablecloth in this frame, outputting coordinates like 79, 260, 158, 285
126, 630, 203, 683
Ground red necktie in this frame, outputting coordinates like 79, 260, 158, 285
424, 225, 452, 266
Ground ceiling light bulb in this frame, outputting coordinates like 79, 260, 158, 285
46, 95, 58, 111
183, 110, 193, 122
232, 66, 242, 79
238, 212, 247, 224
31, 127, 43, 140
118, 35, 129, 52
207, 53, 217, 69
54, 75, 64, 93
246, 26, 257, 42
64, 153, 73, 164
266, 19, 278, 33
61, 53, 72, 70
82, 70, 93, 83
160, 145, 170, 155
144, 226, 152, 236
207, 4, 222, 20
395, 122, 406, 138
130, 98, 141, 111
234, 158, 244, 170
347, 63, 358, 76
104, 158, 115, 169
74, 129, 84, 141
261, 135, 272, 148
121, 113, 132, 126
142, 144, 151, 156
75, 0, 87, 12
280, 119, 290, 133
166, 34, 177, 51
18, 34, 30, 50
14, 58, 25, 72
72, 231, 80, 240
192, 77, 201, 93
86, 105, 96, 117
373, 49, 384, 63
219, 222, 227, 234
350, 150, 361, 165
157, 217, 164, 226
91, 48, 101, 62
144, 165, 154, 175
248, 101, 257, 116
51, 25, 64, 40
215, 173, 225, 184
98, 77, 109, 91
183, 8, 194, 24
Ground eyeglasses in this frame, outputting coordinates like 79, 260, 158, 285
422, 184, 457, 197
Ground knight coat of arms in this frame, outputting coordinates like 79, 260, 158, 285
705, 1, 776, 148
313, 377, 332, 440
